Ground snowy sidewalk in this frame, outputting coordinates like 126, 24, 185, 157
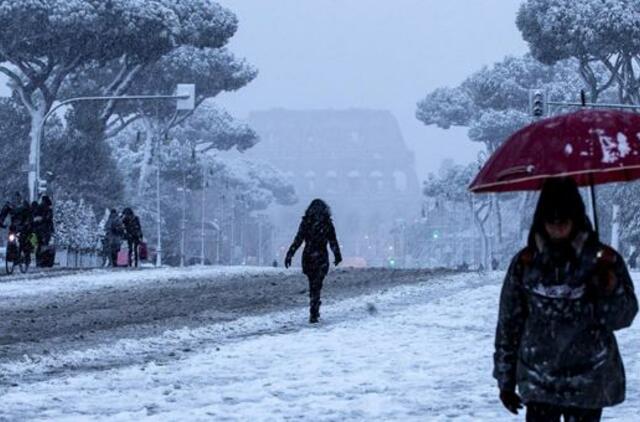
1, 271, 638, 421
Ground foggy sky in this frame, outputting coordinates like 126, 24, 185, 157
0, 1, 529, 180
216, 0, 528, 180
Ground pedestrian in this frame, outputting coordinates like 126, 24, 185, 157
104, 208, 124, 267
628, 246, 638, 270
285, 199, 342, 323
121, 207, 143, 267
494, 178, 638, 421
491, 255, 499, 271
32, 196, 54, 244
0, 192, 34, 263
33, 195, 55, 267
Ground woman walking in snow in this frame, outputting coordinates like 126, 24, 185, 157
285, 199, 342, 323
494, 178, 637, 421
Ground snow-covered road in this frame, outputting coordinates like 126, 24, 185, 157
0, 269, 638, 421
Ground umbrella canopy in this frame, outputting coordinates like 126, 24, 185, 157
469, 109, 640, 193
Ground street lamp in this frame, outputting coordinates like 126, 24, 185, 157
29, 84, 196, 202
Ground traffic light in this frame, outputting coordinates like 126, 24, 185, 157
37, 179, 47, 194
529, 89, 546, 118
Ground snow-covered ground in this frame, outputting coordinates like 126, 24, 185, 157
0, 266, 283, 299
1, 270, 638, 421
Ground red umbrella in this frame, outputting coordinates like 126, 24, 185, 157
469, 109, 640, 193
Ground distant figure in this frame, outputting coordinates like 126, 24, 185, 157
494, 178, 637, 421
33, 196, 54, 245
491, 256, 499, 271
0, 192, 34, 261
33, 195, 55, 267
629, 247, 638, 270
122, 207, 143, 267
285, 199, 342, 323
272, 259, 278, 268
104, 209, 124, 267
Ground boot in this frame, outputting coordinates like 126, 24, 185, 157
309, 299, 321, 323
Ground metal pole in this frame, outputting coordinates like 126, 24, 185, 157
201, 164, 206, 266
258, 217, 262, 266
155, 154, 162, 267
31, 93, 190, 202
180, 173, 187, 267
590, 182, 599, 237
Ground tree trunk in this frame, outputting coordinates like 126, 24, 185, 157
27, 108, 45, 201
494, 194, 503, 243
155, 146, 162, 267
611, 204, 620, 250
138, 117, 157, 197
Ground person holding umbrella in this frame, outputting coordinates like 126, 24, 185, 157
493, 178, 637, 421
467, 108, 640, 420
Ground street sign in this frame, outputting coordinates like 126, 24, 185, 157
176, 84, 196, 111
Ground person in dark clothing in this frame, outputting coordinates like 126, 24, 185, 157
628, 247, 638, 270
105, 208, 124, 267
494, 178, 638, 422
121, 207, 143, 267
33, 195, 55, 267
33, 196, 54, 246
285, 199, 342, 323
0, 192, 34, 261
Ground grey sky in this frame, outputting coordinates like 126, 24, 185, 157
216, 0, 528, 179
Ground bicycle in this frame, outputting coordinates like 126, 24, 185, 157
5, 227, 31, 275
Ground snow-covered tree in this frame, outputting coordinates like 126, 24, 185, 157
416, 55, 586, 243
0, 0, 182, 195
517, 0, 640, 103
416, 55, 583, 153
418, 163, 494, 267
54, 198, 99, 252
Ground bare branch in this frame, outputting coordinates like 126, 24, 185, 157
105, 115, 141, 139
99, 64, 144, 122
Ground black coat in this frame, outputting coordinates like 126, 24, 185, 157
494, 231, 638, 408
122, 214, 143, 242
105, 214, 124, 247
33, 204, 54, 241
287, 216, 342, 277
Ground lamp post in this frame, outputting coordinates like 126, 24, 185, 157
29, 84, 195, 202
200, 163, 207, 265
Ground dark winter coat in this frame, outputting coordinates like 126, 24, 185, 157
494, 231, 638, 408
105, 214, 125, 248
122, 214, 143, 243
33, 203, 54, 243
287, 216, 342, 277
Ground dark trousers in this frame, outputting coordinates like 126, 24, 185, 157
307, 271, 325, 318
127, 239, 139, 267
109, 243, 120, 267
526, 403, 602, 422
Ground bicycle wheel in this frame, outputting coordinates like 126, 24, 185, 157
19, 251, 30, 274
5, 258, 14, 275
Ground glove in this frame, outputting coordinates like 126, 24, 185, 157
334, 257, 342, 267
284, 255, 292, 268
587, 248, 619, 299
499, 390, 523, 415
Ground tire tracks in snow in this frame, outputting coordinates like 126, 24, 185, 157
0, 268, 495, 392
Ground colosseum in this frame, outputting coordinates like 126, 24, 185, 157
246, 109, 422, 267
